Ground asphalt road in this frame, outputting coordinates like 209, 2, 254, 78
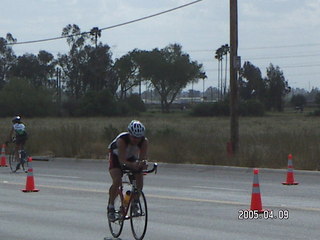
0, 158, 320, 240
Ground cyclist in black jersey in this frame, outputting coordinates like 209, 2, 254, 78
107, 120, 148, 220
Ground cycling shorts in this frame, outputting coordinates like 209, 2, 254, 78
15, 134, 28, 145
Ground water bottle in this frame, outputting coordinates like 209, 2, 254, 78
124, 190, 131, 207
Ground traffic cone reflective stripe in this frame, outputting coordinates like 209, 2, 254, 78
22, 157, 39, 192
282, 154, 298, 185
250, 169, 264, 213
0, 144, 8, 167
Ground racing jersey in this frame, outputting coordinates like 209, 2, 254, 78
108, 132, 146, 159
13, 123, 27, 136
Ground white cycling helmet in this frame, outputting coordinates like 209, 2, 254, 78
128, 120, 145, 138
12, 116, 21, 123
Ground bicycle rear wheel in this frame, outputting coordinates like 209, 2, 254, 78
130, 190, 148, 240
8, 150, 17, 173
108, 192, 124, 238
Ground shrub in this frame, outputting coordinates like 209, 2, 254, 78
0, 77, 57, 117
124, 94, 146, 113
191, 99, 264, 117
191, 103, 214, 116
290, 94, 306, 108
309, 109, 320, 116
62, 98, 80, 117
63, 92, 146, 117
73, 89, 118, 116
239, 99, 265, 116
191, 101, 229, 117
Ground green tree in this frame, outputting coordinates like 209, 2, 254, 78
62, 24, 88, 54
0, 34, 16, 89
137, 44, 206, 112
265, 64, 290, 111
10, 51, 55, 88
37, 50, 56, 87
59, 24, 88, 99
315, 92, 320, 106
239, 61, 266, 103
215, 47, 223, 100
81, 44, 117, 94
58, 24, 117, 99
114, 50, 140, 100
215, 44, 229, 100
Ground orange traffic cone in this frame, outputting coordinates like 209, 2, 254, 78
250, 168, 265, 213
22, 157, 39, 192
282, 154, 298, 185
0, 144, 8, 167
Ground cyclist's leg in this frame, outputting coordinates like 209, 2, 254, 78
108, 168, 122, 221
14, 135, 24, 159
135, 172, 144, 192
14, 144, 20, 161
132, 172, 144, 214
108, 152, 123, 205
109, 168, 122, 205
14, 143, 22, 171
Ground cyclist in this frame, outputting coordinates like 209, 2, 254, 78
107, 120, 148, 221
6, 116, 28, 172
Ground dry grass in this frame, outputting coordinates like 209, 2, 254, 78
0, 112, 319, 170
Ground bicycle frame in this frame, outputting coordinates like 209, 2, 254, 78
118, 172, 140, 220
108, 163, 157, 240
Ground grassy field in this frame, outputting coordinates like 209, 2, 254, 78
0, 110, 319, 170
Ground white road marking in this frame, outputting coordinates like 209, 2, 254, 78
2, 181, 320, 212
36, 174, 80, 179
192, 186, 247, 192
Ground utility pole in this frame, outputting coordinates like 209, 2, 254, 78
56, 68, 62, 113
202, 77, 205, 100
230, 0, 239, 155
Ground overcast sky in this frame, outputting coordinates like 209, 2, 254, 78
1, 0, 320, 91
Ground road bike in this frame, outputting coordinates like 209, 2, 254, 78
108, 163, 157, 240
8, 143, 29, 173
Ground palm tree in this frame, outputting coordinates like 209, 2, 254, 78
222, 44, 230, 96
89, 27, 101, 48
215, 47, 223, 101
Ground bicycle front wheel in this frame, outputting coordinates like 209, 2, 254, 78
108, 192, 124, 238
130, 190, 148, 240
8, 150, 17, 173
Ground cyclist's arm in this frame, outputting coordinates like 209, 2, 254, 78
138, 139, 149, 169
139, 138, 148, 160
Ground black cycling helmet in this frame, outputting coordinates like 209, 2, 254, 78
12, 116, 21, 124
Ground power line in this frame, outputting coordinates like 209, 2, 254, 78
204, 62, 320, 72
195, 53, 320, 63
281, 63, 320, 69
242, 53, 320, 61
186, 43, 320, 54
240, 43, 320, 50
6, 0, 203, 46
